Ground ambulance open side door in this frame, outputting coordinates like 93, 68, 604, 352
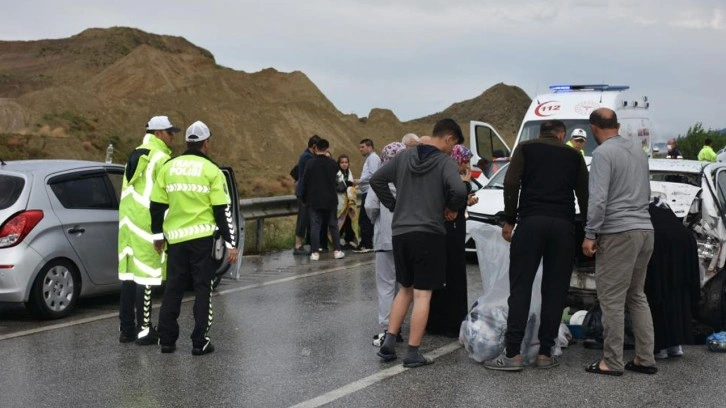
469, 121, 512, 180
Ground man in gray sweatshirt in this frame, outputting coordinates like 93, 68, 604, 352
583, 108, 656, 376
371, 118, 468, 368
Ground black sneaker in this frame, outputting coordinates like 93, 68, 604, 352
293, 247, 310, 256
119, 331, 136, 343
160, 344, 176, 354
353, 246, 373, 253
135, 326, 160, 346
192, 340, 215, 356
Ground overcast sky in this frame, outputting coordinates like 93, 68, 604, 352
2, 0, 724, 139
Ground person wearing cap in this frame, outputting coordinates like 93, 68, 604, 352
566, 128, 587, 156
150, 121, 239, 356
118, 115, 178, 345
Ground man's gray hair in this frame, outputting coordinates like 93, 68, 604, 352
401, 133, 420, 147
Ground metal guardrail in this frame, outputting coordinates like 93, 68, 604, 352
239, 195, 299, 252
239, 194, 361, 252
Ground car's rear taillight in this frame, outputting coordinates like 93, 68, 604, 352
0, 210, 44, 248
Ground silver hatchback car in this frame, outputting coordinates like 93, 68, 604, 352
0, 160, 125, 318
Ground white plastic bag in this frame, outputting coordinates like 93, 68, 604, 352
552, 323, 572, 357
459, 223, 543, 364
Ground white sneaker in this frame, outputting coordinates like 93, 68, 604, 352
655, 349, 668, 359
372, 332, 386, 347
310, 252, 320, 261
667, 345, 684, 357
334, 250, 345, 259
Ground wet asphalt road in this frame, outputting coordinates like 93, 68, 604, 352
1, 251, 726, 408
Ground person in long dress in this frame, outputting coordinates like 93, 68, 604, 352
426, 144, 478, 337
645, 201, 700, 359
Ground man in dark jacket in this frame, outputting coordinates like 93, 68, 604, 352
484, 120, 588, 371
371, 118, 468, 368
293, 135, 321, 255
300, 138, 345, 261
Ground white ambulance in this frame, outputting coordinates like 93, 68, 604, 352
470, 84, 654, 179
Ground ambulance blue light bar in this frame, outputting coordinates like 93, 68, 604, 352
549, 84, 630, 92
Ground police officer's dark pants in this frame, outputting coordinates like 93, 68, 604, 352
158, 237, 215, 348
358, 192, 374, 248
504, 216, 575, 357
119, 281, 151, 335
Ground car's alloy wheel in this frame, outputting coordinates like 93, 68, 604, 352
26, 260, 80, 319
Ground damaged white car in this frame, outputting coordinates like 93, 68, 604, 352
466, 158, 726, 326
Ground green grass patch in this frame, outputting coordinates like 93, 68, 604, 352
243, 216, 296, 254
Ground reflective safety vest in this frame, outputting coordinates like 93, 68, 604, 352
566, 140, 585, 156
151, 152, 231, 245
118, 134, 171, 285
698, 145, 717, 162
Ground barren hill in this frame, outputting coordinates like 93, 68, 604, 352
407, 83, 531, 146
0, 27, 530, 196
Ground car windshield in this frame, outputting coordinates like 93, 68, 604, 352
650, 171, 700, 187
0, 175, 25, 210
519, 119, 597, 156
484, 163, 508, 189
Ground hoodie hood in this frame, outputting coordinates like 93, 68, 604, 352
408, 144, 447, 175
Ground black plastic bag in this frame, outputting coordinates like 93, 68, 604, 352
582, 303, 635, 350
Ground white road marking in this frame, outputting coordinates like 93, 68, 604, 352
288, 341, 463, 408
0, 261, 372, 341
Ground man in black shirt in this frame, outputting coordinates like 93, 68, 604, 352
293, 135, 321, 255
300, 139, 346, 261
666, 138, 683, 159
485, 120, 588, 371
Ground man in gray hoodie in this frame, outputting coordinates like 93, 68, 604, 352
371, 119, 468, 368
583, 108, 656, 376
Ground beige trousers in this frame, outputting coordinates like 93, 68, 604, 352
595, 230, 655, 371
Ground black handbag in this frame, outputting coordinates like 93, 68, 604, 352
335, 180, 347, 193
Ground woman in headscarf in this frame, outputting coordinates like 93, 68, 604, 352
336, 154, 359, 249
366, 142, 407, 345
645, 200, 700, 359
427, 144, 478, 337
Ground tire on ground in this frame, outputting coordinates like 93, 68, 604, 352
25, 259, 81, 319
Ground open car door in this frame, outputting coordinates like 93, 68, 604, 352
469, 121, 512, 180
213, 167, 244, 288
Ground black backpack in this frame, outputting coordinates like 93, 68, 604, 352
289, 164, 299, 182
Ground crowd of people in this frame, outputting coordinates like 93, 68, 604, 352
288, 120, 479, 366
117, 110, 699, 371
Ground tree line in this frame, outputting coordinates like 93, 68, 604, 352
676, 123, 726, 159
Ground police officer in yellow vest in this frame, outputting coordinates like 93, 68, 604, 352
566, 128, 587, 156
118, 115, 178, 345
150, 121, 239, 355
